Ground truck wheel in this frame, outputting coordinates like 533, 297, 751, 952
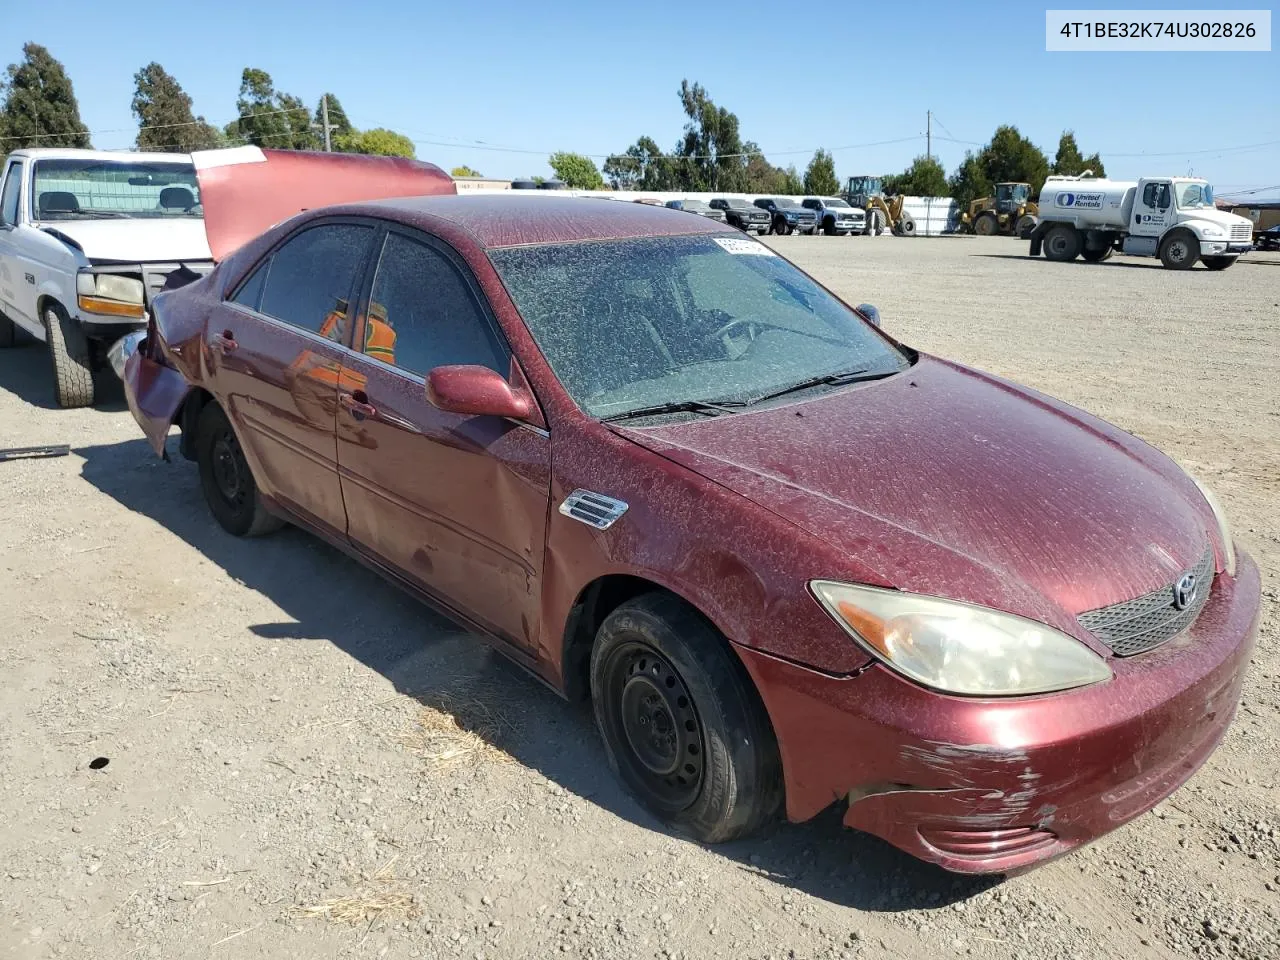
1042, 225, 1082, 262
865, 210, 884, 236
0, 312, 16, 349
43, 302, 95, 408
974, 213, 999, 236
1201, 256, 1235, 271
899, 217, 917, 236
1159, 230, 1199, 270
1016, 215, 1038, 239
196, 402, 283, 537
822, 217, 837, 236
1081, 246, 1113, 262
591, 592, 782, 843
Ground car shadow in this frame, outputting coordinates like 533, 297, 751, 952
74, 436, 999, 912
0, 340, 128, 412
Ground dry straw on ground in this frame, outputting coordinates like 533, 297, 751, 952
293, 857, 420, 926
404, 688, 517, 769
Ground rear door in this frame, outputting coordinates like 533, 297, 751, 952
209, 219, 376, 538
335, 228, 551, 652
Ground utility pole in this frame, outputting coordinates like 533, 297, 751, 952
321, 94, 333, 152
926, 110, 932, 163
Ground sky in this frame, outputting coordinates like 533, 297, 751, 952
4, 0, 1278, 201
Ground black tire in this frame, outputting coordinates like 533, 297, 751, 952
590, 593, 782, 843
822, 217, 837, 236
898, 217, 917, 237
0, 311, 16, 349
865, 209, 885, 236
1159, 230, 1199, 270
1081, 245, 1113, 262
1201, 255, 1235, 271
974, 213, 999, 237
1042, 224, 1082, 262
774, 219, 791, 236
43, 302, 95, 408
196, 402, 283, 537
1016, 215, 1038, 239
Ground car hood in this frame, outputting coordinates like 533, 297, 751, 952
39, 217, 212, 263
190, 146, 456, 260
613, 356, 1215, 638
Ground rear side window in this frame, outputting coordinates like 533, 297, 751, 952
257, 224, 374, 337
1, 162, 22, 226
362, 232, 506, 377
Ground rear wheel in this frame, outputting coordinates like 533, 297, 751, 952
1159, 230, 1199, 270
974, 213, 999, 236
1016, 215, 1038, 239
196, 402, 283, 537
1042, 224, 1082, 262
1081, 245, 1113, 262
1201, 255, 1235, 271
44, 302, 95, 408
591, 593, 782, 843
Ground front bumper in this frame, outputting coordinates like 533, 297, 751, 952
1199, 241, 1251, 256
735, 549, 1260, 874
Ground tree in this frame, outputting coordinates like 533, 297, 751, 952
604, 136, 678, 190
131, 62, 220, 152
947, 151, 991, 209
313, 93, 352, 141
803, 149, 839, 196
548, 151, 605, 189
1052, 130, 1106, 178
883, 155, 948, 197
0, 43, 90, 148
334, 128, 415, 157
676, 80, 746, 192
983, 125, 1049, 197
234, 68, 316, 150
451, 165, 482, 177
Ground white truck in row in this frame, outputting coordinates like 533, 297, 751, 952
0, 148, 214, 407
1029, 173, 1254, 270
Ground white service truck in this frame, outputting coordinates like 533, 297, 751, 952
0, 149, 213, 407
1029, 173, 1254, 271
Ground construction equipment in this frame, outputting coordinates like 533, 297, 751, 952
959, 182, 1039, 237
843, 176, 916, 236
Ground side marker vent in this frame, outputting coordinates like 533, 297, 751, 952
559, 490, 629, 530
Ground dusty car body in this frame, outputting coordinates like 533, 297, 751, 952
123, 186, 1259, 875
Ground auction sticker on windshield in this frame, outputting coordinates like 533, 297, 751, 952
715, 237, 777, 256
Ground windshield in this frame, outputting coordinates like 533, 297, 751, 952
770, 198, 799, 208
823, 198, 851, 208
489, 235, 908, 419
720, 199, 754, 209
682, 200, 709, 211
1175, 182, 1213, 208
31, 158, 200, 221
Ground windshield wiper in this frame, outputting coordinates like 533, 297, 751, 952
600, 399, 745, 423
745, 367, 897, 405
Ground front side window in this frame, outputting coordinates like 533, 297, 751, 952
0, 162, 21, 226
362, 232, 506, 377
1143, 183, 1171, 209
31, 158, 201, 220
257, 224, 374, 338
490, 235, 909, 418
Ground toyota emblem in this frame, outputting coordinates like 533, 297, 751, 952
1172, 573, 1198, 611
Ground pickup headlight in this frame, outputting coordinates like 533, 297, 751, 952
77, 271, 145, 319
1185, 472, 1237, 576
810, 581, 1112, 696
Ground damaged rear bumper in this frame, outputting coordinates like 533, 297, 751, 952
122, 341, 190, 457
735, 550, 1260, 874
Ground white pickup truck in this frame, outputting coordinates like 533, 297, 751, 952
0, 148, 214, 407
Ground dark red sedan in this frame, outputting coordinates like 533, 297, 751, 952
122, 155, 1260, 875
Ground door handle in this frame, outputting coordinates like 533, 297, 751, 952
213, 330, 238, 352
340, 390, 377, 420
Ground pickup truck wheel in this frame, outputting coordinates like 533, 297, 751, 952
196, 403, 283, 537
1042, 225, 1082, 262
1159, 230, 1199, 270
591, 593, 782, 843
1081, 246, 1113, 262
43, 303, 95, 408
1201, 256, 1235, 270
823, 217, 837, 236
974, 213, 999, 236
0, 312, 16, 348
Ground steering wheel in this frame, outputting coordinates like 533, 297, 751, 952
705, 317, 763, 344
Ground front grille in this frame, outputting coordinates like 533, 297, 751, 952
1230, 223, 1252, 241
1077, 546, 1214, 656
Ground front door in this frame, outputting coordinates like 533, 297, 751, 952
208, 220, 376, 538
335, 229, 550, 652
1132, 180, 1172, 237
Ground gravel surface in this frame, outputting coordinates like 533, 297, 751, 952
1, 236, 1277, 960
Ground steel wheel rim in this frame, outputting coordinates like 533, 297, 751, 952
1170, 240, 1189, 262
605, 641, 705, 811
211, 428, 247, 508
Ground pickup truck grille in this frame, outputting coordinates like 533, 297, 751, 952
1077, 546, 1214, 657
1230, 224, 1252, 242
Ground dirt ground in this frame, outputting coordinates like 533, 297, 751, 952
1, 236, 1277, 960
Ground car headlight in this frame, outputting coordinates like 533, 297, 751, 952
810, 581, 1112, 696
1200, 225, 1224, 238
76, 271, 145, 319
1185, 473, 1237, 576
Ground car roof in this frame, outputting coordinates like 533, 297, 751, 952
352, 194, 737, 248
7, 148, 192, 163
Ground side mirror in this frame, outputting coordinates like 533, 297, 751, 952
426, 365, 533, 421
856, 303, 881, 328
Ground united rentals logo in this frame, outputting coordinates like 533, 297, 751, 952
1056, 192, 1105, 209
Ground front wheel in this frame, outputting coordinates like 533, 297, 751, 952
44, 303, 95, 408
591, 594, 782, 843
823, 217, 837, 236
1201, 255, 1235, 271
1016, 215, 1038, 239
196, 402, 283, 537
1159, 230, 1199, 270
